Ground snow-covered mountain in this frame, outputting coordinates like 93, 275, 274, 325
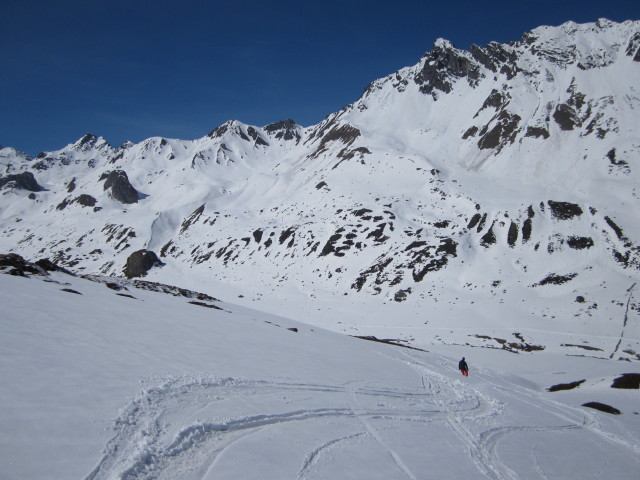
1, 19, 640, 355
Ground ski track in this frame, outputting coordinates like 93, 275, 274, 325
296, 432, 367, 480
85, 351, 640, 480
399, 349, 640, 479
85, 370, 494, 480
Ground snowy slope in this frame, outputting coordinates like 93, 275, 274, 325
0, 19, 639, 355
1, 265, 639, 480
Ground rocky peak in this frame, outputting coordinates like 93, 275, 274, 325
414, 40, 482, 97
73, 133, 109, 152
264, 119, 302, 143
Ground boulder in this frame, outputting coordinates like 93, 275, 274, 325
123, 250, 164, 278
103, 170, 139, 204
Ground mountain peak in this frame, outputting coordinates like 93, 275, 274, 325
73, 133, 109, 151
264, 119, 302, 143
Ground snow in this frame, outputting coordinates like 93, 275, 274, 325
1, 19, 640, 478
1, 270, 639, 479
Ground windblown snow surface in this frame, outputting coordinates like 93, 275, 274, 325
1, 270, 639, 479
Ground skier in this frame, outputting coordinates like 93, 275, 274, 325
458, 357, 469, 376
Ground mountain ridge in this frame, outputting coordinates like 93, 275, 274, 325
1, 18, 639, 353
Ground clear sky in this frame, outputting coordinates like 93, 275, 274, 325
1, 0, 638, 155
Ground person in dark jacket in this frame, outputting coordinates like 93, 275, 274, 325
459, 357, 469, 376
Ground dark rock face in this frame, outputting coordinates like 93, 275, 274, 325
548, 379, 585, 392
626, 32, 640, 61
567, 236, 594, 250
0, 172, 43, 192
548, 201, 583, 220
75, 133, 99, 151
582, 402, 621, 415
415, 42, 482, 96
480, 223, 497, 247
604, 216, 624, 239
34, 258, 74, 275
524, 126, 550, 139
477, 111, 521, 151
74, 194, 97, 207
553, 103, 581, 130
0, 253, 40, 275
507, 222, 519, 247
264, 119, 301, 143
123, 250, 163, 279
247, 126, 269, 147
180, 205, 205, 234
534, 272, 578, 286
611, 373, 640, 389
103, 170, 139, 204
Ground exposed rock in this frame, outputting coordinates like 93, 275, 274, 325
507, 221, 518, 247
0, 253, 40, 275
524, 126, 550, 139
264, 119, 301, 143
123, 250, 164, 279
180, 205, 205, 234
320, 234, 344, 257
534, 272, 578, 286
73, 194, 97, 208
61, 288, 82, 295
582, 402, 621, 415
566, 236, 594, 249
415, 40, 482, 97
0, 172, 43, 192
462, 126, 478, 139
394, 288, 412, 302
548, 380, 585, 392
626, 32, 640, 61
102, 170, 139, 204
548, 201, 583, 220
604, 216, 624, 239
477, 110, 521, 150
34, 258, 74, 275
553, 103, 581, 130
480, 222, 497, 247
561, 343, 602, 351
312, 124, 361, 158
467, 213, 482, 229
522, 218, 533, 243
247, 126, 269, 147
469, 42, 519, 79
611, 373, 640, 389
477, 89, 504, 114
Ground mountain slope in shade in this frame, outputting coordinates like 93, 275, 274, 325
0, 19, 639, 354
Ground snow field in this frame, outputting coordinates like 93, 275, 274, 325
1, 271, 639, 479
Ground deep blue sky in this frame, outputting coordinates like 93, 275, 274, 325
1, 0, 638, 155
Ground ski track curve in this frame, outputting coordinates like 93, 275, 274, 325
85, 350, 640, 480
85, 373, 485, 480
